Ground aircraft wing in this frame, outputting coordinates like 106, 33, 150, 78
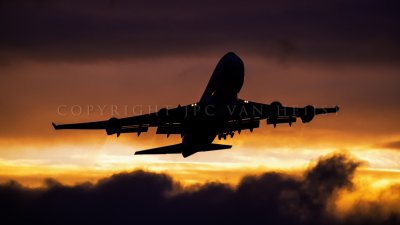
266, 103, 340, 125
52, 106, 186, 136
52, 120, 108, 130
221, 100, 339, 133
244, 100, 339, 127
53, 101, 339, 136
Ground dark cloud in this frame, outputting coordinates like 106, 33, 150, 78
0, 0, 399, 64
345, 184, 400, 225
1, 153, 398, 225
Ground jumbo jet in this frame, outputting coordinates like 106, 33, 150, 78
52, 52, 339, 157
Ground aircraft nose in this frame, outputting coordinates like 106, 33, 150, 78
223, 52, 239, 60
222, 52, 243, 66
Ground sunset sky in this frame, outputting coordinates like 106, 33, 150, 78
0, 1, 399, 224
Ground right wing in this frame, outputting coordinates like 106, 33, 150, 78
218, 100, 339, 133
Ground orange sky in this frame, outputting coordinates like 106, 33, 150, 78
0, 55, 399, 189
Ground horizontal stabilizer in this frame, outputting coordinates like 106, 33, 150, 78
197, 143, 232, 152
134, 144, 183, 155
134, 143, 232, 157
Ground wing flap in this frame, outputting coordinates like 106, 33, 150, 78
225, 119, 260, 133
156, 124, 183, 135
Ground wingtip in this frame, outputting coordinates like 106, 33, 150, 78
52, 122, 58, 130
134, 151, 143, 155
335, 105, 340, 112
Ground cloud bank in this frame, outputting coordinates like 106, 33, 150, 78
1, 153, 399, 225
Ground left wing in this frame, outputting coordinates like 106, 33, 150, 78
52, 106, 186, 137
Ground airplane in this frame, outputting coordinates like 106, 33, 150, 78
52, 52, 339, 158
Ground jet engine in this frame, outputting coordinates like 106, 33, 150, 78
106, 117, 120, 135
300, 105, 315, 123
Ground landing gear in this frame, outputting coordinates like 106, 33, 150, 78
218, 131, 234, 140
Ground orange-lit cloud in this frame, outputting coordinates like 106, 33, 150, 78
1, 153, 399, 225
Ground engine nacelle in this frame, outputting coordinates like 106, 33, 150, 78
106, 117, 120, 135
301, 105, 315, 123
269, 101, 282, 118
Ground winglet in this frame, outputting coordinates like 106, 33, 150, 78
52, 122, 58, 130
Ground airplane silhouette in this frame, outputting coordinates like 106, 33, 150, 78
53, 52, 339, 157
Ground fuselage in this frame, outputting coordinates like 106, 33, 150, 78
200, 52, 245, 105
181, 52, 245, 157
